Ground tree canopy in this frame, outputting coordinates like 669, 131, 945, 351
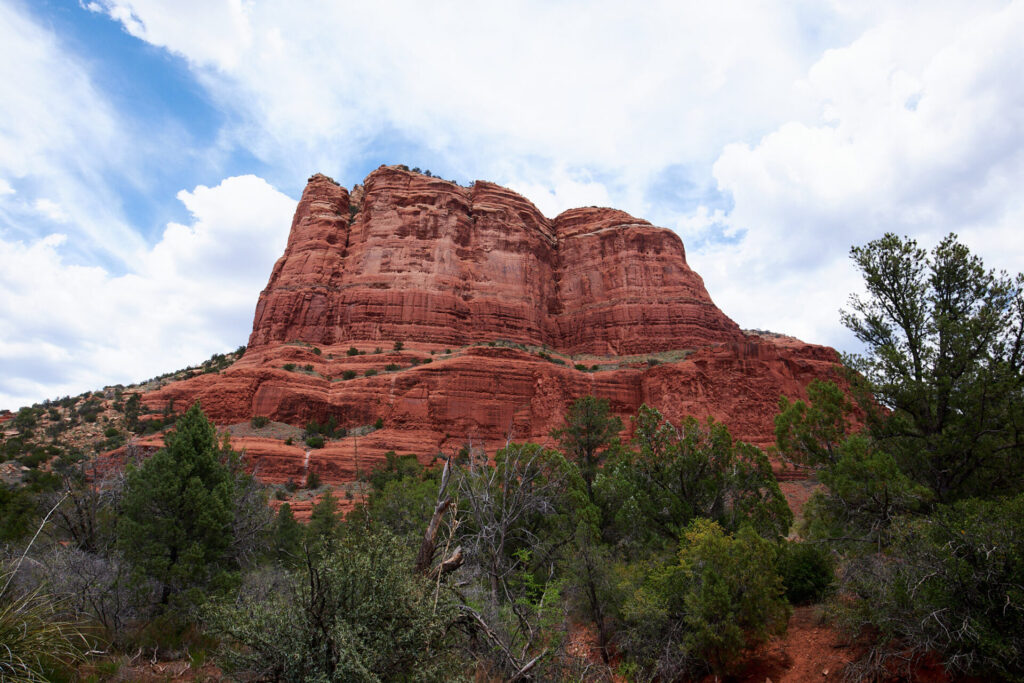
842, 232, 1024, 503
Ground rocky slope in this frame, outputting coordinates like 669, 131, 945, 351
139, 166, 842, 493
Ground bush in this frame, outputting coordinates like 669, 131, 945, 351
384, 363, 400, 372
393, 341, 404, 351
303, 364, 313, 372
312, 347, 321, 356
305, 470, 321, 489
646, 358, 660, 367
283, 363, 296, 372
620, 520, 789, 678
777, 541, 834, 605
341, 370, 356, 380
364, 369, 378, 377
574, 363, 587, 371
305, 435, 325, 449
836, 495, 1024, 681
208, 529, 459, 681
374, 347, 383, 354
346, 347, 359, 357
251, 416, 269, 429
284, 437, 293, 446
590, 364, 600, 371
374, 418, 384, 430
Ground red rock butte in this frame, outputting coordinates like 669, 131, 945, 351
139, 166, 842, 500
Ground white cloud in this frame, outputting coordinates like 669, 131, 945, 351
0, 175, 295, 409
693, 1, 1024, 348
6, 0, 1024, 409
0, 0, 143, 260
31, 199, 70, 223
86, 1, 834, 189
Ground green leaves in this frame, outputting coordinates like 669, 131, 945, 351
117, 402, 236, 607
599, 406, 792, 547
620, 520, 789, 678
842, 233, 1024, 503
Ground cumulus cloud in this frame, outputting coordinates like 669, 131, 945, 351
84, 1, 828, 191
5, 0, 1024, 409
0, 175, 295, 409
693, 1, 1024, 348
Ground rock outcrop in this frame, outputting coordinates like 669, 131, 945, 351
139, 166, 841, 491
248, 168, 743, 355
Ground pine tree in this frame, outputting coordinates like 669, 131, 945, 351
117, 401, 235, 606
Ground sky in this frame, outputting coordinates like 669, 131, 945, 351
1, 0, 1023, 409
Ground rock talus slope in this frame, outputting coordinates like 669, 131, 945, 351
141, 167, 841, 488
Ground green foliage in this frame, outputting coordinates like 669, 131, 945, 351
802, 434, 930, 546
271, 503, 302, 567
393, 340, 404, 351
373, 417, 384, 429
775, 379, 854, 468
124, 393, 141, 432
600, 406, 792, 546
117, 402, 236, 607
347, 346, 359, 356
620, 520, 789, 678
0, 580, 88, 682
364, 368, 378, 377
282, 363, 296, 372
0, 487, 36, 542
305, 435, 325, 449
835, 495, 1024, 681
842, 233, 1024, 503
364, 451, 428, 493
305, 469, 321, 489
13, 407, 38, 433
341, 369, 357, 380
384, 363, 401, 371
777, 541, 834, 605
251, 415, 269, 428
209, 529, 459, 682
306, 416, 345, 438
362, 474, 440, 541
551, 395, 622, 499
306, 491, 341, 549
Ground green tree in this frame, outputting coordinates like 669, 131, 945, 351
271, 503, 303, 567
842, 233, 1024, 503
620, 519, 789, 679
551, 395, 622, 499
600, 406, 792, 546
117, 401, 236, 606
775, 378, 855, 469
306, 490, 341, 551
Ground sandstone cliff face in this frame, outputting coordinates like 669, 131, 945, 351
137, 167, 841, 493
248, 168, 742, 354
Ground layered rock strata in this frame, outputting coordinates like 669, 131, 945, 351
136, 167, 842, 494
248, 168, 743, 356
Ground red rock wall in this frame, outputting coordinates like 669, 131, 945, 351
133, 168, 843, 493
247, 167, 742, 353
142, 339, 841, 488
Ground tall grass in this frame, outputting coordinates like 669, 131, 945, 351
1, 491, 90, 681
0, 579, 89, 681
